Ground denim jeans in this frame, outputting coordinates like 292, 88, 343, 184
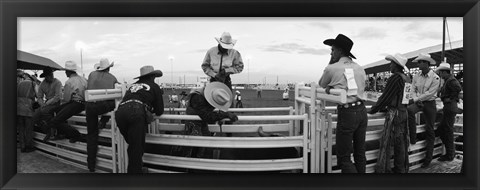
32, 102, 60, 130
438, 101, 458, 159
47, 101, 84, 139
407, 100, 436, 163
115, 102, 148, 173
336, 104, 368, 173
85, 100, 115, 170
17, 116, 34, 149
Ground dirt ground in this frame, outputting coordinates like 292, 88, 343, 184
17, 148, 89, 173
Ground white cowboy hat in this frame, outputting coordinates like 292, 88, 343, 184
385, 53, 409, 72
413, 53, 436, 65
215, 32, 237, 49
134, 65, 163, 79
435, 62, 452, 72
235, 90, 241, 94
94, 58, 114, 71
64, 61, 78, 72
204, 82, 233, 111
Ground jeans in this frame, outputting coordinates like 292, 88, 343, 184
32, 103, 60, 130
17, 116, 34, 149
115, 102, 148, 173
336, 104, 368, 173
407, 100, 436, 163
85, 100, 115, 170
47, 101, 84, 139
438, 101, 457, 159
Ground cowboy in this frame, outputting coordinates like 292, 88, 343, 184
201, 32, 244, 91
256, 85, 262, 98
85, 58, 119, 172
235, 90, 243, 108
179, 91, 188, 109
407, 53, 440, 168
369, 53, 411, 173
115, 65, 164, 173
181, 82, 238, 158
17, 73, 38, 153
43, 61, 86, 143
318, 34, 367, 173
32, 68, 62, 133
435, 62, 462, 162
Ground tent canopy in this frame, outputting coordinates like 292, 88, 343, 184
363, 40, 463, 75
17, 50, 64, 71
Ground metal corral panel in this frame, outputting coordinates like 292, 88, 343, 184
33, 132, 112, 157
70, 124, 112, 138
157, 123, 291, 133
146, 134, 304, 148
143, 153, 304, 171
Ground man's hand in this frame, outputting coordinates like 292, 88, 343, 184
227, 112, 238, 122
215, 69, 227, 82
325, 86, 332, 94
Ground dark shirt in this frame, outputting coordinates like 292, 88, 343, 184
440, 75, 462, 103
186, 91, 229, 124
370, 73, 406, 113
121, 79, 164, 116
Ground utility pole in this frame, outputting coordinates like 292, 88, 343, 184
80, 49, 84, 77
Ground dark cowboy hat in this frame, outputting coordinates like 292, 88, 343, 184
134, 65, 163, 79
39, 68, 54, 78
323, 34, 356, 59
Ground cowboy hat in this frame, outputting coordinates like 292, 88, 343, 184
94, 58, 114, 71
64, 61, 78, 72
413, 53, 436, 65
215, 32, 237, 49
435, 62, 452, 72
39, 68, 54, 78
323, 34, 356, 59
204, 82, 233, 111
134, 65, 163, 79
385, 53, 409, 72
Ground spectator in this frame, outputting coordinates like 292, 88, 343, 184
85, 58, 119, 172
17, 73, 38, 153
256, 85, 262, 98
235, 90, 243, 108
32, 68, 62, 133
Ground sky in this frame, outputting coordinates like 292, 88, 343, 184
18, 17, 463, 85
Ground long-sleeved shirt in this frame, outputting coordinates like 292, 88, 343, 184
37, 78, 62, 106
201, 46, 244, 78
369, 73, 407, 113
63, 73, 88, 103
17, 79, 37, 117
439, 74, 462, 103
87, 70, 118, 90
411, 69, 440, 102
186, 90, 230, 124
318, 57, 367, 102
120, 79, 164, 116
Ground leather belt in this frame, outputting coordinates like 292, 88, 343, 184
338, 101, 363, 109
119, 99, 151, 110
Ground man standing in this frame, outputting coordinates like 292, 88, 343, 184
407, 53, 440, 168
32, 68, 62, 131
201, 32, 244, 91
435, 62, 462, 162
256, 85, 262, 98
17, 73, 38, 153
85, 58, 118, 172
318, 34, 367, 173
43, 61, 86, 143
115, 65, 164, 173
368, 54, 411, 173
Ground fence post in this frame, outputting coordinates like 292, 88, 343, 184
309, 83, 317, 173
326, 113, 333, 173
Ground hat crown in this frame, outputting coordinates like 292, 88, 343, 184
211, 89, 230, 106
335, 34, 353, 51
436, 62, 451, 71
65, 61, 77, 71
220, 32, 233, 44
96, 58, 113, 70
140, 65, 155, 76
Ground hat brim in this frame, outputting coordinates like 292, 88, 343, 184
134, 70, 163, 79
323, 39, 356, 59
204, 82, 233, 111
413, 56, 436, 65
215, 37, 236, 49
385, 55, 409, 72
95, 62, 114, 71
435, 66, 451, 72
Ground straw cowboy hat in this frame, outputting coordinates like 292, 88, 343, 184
215, 32, 237, 49
385, 53, 409, 72
435, 62, 452, 72
134, 65, 163, 79
64, 61, 78, 72
204, 82, 233, 111
323, 34, 356, 59
413, 53, 436, 65
94, 58, 114, 71
39, 68, 54, 78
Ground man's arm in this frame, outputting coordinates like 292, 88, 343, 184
318, 69, 331, 88
224, 51, 244, 74
45, 80, 62, 105
201, 51, 216, 78
414, 75, 440, 102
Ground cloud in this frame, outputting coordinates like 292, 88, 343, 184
261, 43, 330, 55
354, 27, 387, 40
308, 22, 332, 30
188, 49, 209, 54
407, 31, 442, 41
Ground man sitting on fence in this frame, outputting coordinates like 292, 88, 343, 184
368, 53, 411, 173
32, 68, 62, 132
85, 58, 119, 172
115, 65, 164, 173
43, 61, 86, 143
181, 81, 238, 158
318, 34, 367, 173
